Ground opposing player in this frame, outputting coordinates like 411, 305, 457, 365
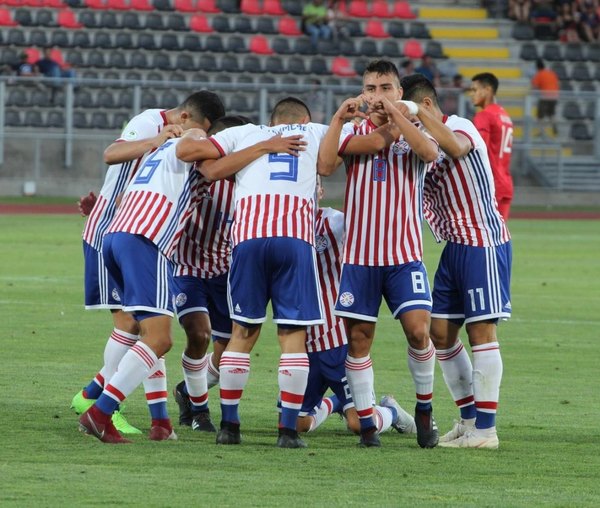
296, 178, 416, 438
318, 59, 440, 448
401, 73, 511, 449
78, 91, 226, 444
470, 72, 514, 221
176, 97, 330, 448
72, 93, 223, 434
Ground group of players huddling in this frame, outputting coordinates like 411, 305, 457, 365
70, 59, 512, 450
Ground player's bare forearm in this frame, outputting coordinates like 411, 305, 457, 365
343, 124, 399, 155
176, 136, 219, 163
318, 118, 345, 176
417, 107, 471, 159
103, 138, 159, 165
104, 125, 185, 164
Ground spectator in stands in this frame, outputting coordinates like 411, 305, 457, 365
531, 58, 560, 135
302, 0, 332, 48
13, 52, 38, 77
530, 0, 557, 21
557, 1, 581, 41
36, 48, 76, 81
415, 55, 441, 87
35, 48, 77, 103
508, 0, 531, 21
577, 0, 600, 41
398, 59, 415, 78
327, 0, 350, 41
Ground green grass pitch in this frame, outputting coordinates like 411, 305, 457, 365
1, 214, 599, 507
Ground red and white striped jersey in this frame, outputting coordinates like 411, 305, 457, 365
307, 207, 347, 352
106, 138, 209, 258
210, 122, 329, 247
82, 109, 167, 251
172, 179, 234, 278
423, 115, 511, 247
339, 118, 436, 266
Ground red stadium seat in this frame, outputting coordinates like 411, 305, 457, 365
49, 47, 66, 66
393, 1, 416, 19
24, 0, 44, 6
24, 47, 41, 63
0, 7, 17, 25
57, 9, 83, 28
372, 0, 391, 17
263, 0, 285, 15
403, 38, 424, 58
249, 34, 273, 54
41, 0, 65, 6
365, 19, 389, 38
130, 0, 154, 10
347, 0, 370, 17
278, 16, 301, 35
174, 0, 196, 11
332, 56, 357, 77
197, 0, 220, 12
190, 14, 213, 32
241, 0, 262, 15
106, 0, 129, 9
85, 0, 108, 9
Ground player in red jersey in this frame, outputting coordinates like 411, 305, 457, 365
470, 72, 514, 221
318, 60, 440, 448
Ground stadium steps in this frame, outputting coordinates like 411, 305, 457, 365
418, 7, 488, 20
528, 157, 600, 191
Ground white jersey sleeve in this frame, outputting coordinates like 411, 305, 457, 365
117, 109, 166, 142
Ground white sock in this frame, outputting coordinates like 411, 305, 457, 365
102, 329, 138, 383
345, 355, 375, 428
206, 352, 220, 389
407, 340, 435, 407
143, 356, 168, 406
436, 340, 475, 408
104, 342, 158, 404
181, 353, 209, 409
374, 405, 393, 434
307, 397, 335, 432
472, 342, 503, 427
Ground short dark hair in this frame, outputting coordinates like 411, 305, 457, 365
471, 72, 499, 94
207, 114, 251, 135
271, 96, 311, 124
400, 73, 439, 105
535, 58, 545, 70
363, 59, 401, 84
179, 90, 226, 125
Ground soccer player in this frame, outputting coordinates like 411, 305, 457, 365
401, 73, 512, 449
78, 91, 226, 444
318, 59, 440, 448
469, 72, 514, 221
296, 178, 416, 438
176, 97, 332, 448
169, 115, 266, 433
72, 92, 223, 435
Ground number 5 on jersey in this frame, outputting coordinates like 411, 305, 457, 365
269, 153, 298, 182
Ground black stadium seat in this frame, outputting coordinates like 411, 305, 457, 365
183, 34, 202, 51
50, 30, 71, 48
227, 35, 248, 53
116, 32, 134, 49
161, 33, 181, 50
29, 30, 49, 48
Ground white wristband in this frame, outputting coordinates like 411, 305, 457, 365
396, 100, 419, 115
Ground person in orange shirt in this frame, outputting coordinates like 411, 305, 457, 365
531, 58, 560, 135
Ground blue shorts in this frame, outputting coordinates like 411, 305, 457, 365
431, 241, 512, 325
228, 237, 323, 326
334, 262, 432, 322
102, 232, 173, 319
300, 345, 354, 416
170, 272, 232, 341
83, 240, 122, 310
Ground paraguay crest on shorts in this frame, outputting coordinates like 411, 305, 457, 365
175, 292, 187, 307
339, 291, 355, 307
315, 235, 328, 253
111, 288, 121, 302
